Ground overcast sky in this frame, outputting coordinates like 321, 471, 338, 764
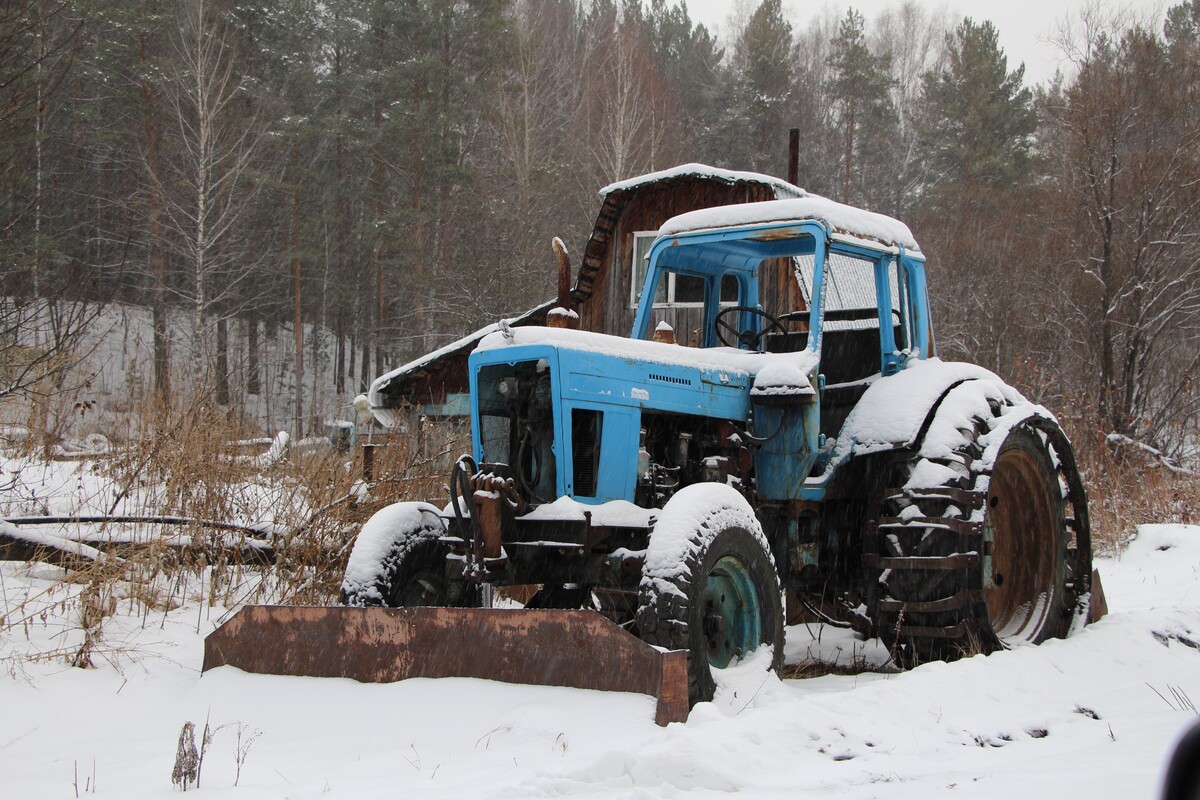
684, 0, 1171, 86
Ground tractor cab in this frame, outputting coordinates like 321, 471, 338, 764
631, 199, 933, 451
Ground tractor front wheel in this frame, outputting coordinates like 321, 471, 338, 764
340, 502, 478, 608
636, 484, 784, 705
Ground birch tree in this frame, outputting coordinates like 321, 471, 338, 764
153, 0, 265, 381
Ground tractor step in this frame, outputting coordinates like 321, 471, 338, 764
203, 606, 689, 726
885, 486, 984, 510
877, 517, 981, 536
877, 589, 982, 614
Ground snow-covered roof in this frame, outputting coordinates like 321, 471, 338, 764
659, 197, 921, 253
599, 163, 806, 200
368, 300, 555, 416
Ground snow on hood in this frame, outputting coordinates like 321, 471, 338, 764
520, 496, 656, 527
659, 196, 920, 253
749, 354, 818, 397
599, 163, 806, 199
476, 325, 816, 380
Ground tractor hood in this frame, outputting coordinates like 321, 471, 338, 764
474, 326, 818, 401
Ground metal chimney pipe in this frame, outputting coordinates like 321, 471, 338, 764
788, 128, 800, 186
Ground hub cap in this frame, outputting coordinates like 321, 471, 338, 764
701, 554, 763, 668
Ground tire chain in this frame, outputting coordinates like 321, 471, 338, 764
863, 411, 996, 664
864, 408, 1090, 664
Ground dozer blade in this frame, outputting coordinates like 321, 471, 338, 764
203, 606, 689, 726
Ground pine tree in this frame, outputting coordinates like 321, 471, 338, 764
1165, 0, 1200, 47
826, 8, 897, 207
918, 17, 1036, 194
645, 0, 723, 157
702, 0, 793, 172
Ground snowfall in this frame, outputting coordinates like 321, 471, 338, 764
1, 456, 1198, 799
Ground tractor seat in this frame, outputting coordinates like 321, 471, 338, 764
763, 331, 809, 354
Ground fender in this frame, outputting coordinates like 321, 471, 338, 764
827, 358, 1023, 466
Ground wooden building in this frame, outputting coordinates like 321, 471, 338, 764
370, 164, 805, 420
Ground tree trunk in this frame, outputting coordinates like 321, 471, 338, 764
1097, 152, 1119, 434
334, 324, 345, 396
142, 32, 170, 404
335, 44, 347, 398
293, 182, 304, 436
215, 314, 229, 405
842, 104, 855, 203
247, 313, 260, 395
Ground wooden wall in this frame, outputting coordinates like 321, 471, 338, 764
580, 179, 777, 338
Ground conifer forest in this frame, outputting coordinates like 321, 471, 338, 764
2, 0, 1199, 485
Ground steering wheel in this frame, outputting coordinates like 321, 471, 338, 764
715, 305, 788, 350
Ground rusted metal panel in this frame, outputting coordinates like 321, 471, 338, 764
203, 606, 689, 726
1088, 569, 1108, 623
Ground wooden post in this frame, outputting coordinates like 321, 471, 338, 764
362, 443, 378, 482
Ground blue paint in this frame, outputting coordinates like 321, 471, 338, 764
467, 214, 932, 507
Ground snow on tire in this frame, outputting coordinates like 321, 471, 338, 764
340, 502, 456, 607
636, 483, 784, 705
864, 379, 1092, 663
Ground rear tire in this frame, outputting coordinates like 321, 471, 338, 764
983, 428, 1068, 645
636, 484, 784, 705
865, 408, 1090, 663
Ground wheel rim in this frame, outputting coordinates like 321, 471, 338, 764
701, 554, 763, 669
984, 444, 1058, 644
397, 568, 448, 606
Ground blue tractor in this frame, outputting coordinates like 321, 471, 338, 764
339, 196, 1094, 705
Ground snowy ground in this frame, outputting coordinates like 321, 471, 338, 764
1, 459, 1197, 798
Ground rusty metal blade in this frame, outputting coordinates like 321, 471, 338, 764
203, 606, 688, 726
1088, 569, 1108, 623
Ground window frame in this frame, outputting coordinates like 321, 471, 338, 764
630, 231, 740, 309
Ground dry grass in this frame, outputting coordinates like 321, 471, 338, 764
86, 397, 470, 607
1060, 416, 1199, 556
780, 659, 882, 679
1, 392, 469, 669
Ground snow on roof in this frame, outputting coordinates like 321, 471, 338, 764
368, 301, 555, 414
659, 196, 921, 253
599, 163, 806, 200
